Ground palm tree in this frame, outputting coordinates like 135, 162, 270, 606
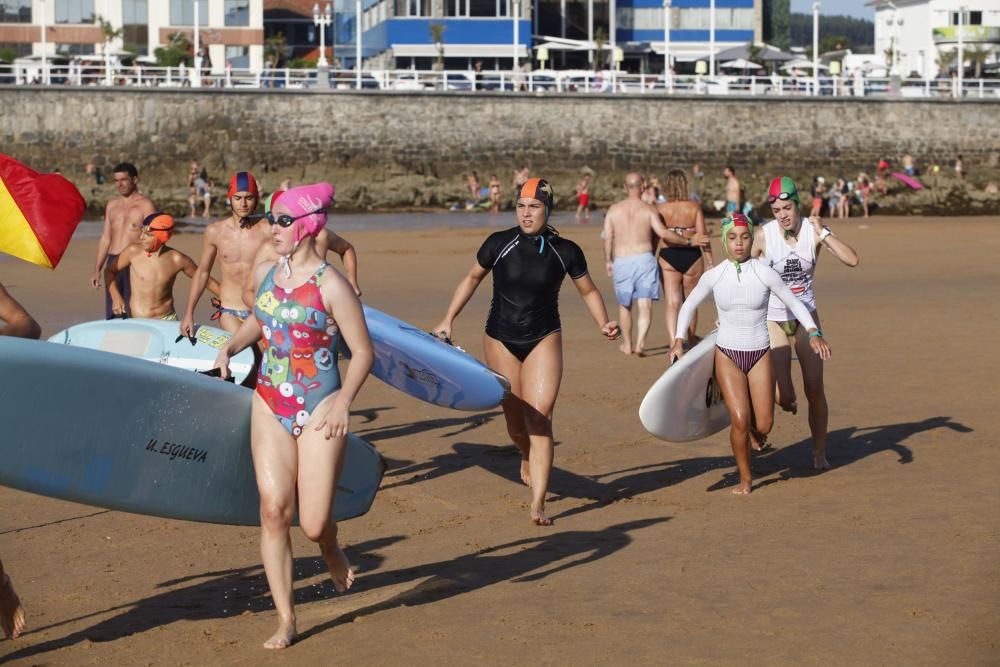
966, 45, 990, 79
430, 24, 446, 71
935, 48, 956, 77
594, 27, 607, 71
264, 33, 288, 69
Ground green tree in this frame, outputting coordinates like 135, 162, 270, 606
819, 35, 851, 55
154, 32, 193, 67
747, 41, 764, 66
594, 26, 607, 71
966, 45, 990, 78
430, 23, 446, 70
264, 33, 289, 68
763, 0, 790, 51
790, 13, 874, 53
0, 47, 17, 63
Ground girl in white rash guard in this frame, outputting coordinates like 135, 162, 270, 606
754, 177, 859, 471
670, 214, 832, 495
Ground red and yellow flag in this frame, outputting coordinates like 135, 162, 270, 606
0, 153, 85, 269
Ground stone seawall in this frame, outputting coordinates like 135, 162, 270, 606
2, 87, 998, 214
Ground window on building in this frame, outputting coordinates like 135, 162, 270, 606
55, 0, 94, 24
0, 0, 31, 23
675, 8, 753, 31
170, 0, 209, 26
951, 10, 983, 26
122, 0, 148, 55
0, 43, 32, 60
396, 0, 429, 17
445, 0, 463, 16
225, 45, 249, 68
56, 42, 95, 55
469, 0, 494, 17
225, 0, 249, 27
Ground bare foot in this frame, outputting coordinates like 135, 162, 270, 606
750, 429, 770, 452
618, 342, 633, 355
731, 480, 752, 495
635, 347, 646, 358
814, 453, 832, 471
779, 400, 798, 415
519, 458, 531, 486
1, 574, 25, 640
531, 506, 553, 526
263, 617, 296, 650
319, 541, 356, 593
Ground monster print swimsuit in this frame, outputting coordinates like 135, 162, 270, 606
254, 263, 341, 437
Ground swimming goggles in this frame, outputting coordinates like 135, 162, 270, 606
266, 208, 325, 227
767, 192, 795, 204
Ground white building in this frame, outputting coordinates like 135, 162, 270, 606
869, 0, 1000, 78
0, 1, 264, 72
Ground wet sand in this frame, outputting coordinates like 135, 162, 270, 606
1, 216, 998, 665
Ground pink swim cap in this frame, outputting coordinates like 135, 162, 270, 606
275, 183, 335, 242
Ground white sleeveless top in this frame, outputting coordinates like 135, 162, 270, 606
676, 259, 817, 351
762, 219, 817, 321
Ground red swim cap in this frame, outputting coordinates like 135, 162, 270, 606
227, 171, 259, 199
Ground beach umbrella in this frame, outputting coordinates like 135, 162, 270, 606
0, 153, 85, 268
720, 58, 758, 71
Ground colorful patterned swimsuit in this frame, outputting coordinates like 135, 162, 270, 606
254, 263, 341, 437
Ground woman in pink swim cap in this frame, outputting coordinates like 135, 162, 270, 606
214, 182, 375, 650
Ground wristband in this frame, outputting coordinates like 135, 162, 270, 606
809, 330, 823, 338
819, 227, 832, 242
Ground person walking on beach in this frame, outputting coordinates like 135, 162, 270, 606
488, 174, 502, 214
671, 214, 831, 495
723, 166, 741, 215
188, 162, 212, 218
91, 162, 156, 319
575, 173, 591, 224
753, 177, 859, 470
434, 178, 620, 526
657, 169, 713, 345
605, 173, 706, 356
213, 183, 373, 650
468, 171, 481, 202
105, 212, 218, 320
181, 172, 271, 335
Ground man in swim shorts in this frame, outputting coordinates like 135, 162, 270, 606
90, 162, 156, 319
181, 171, 272, 335
724, 165, 741, 215
604, 173, 703, 356
106, 212, 218, 320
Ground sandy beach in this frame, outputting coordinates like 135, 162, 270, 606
1, 215, 998, 665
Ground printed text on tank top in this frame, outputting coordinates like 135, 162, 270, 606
762, 220, 817, 321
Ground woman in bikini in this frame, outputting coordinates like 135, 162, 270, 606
434, 178, 620, 525
657, 169, 714, 345
214, 183, 374, 650
753, 177, 859, 470
670, 214, 831, 495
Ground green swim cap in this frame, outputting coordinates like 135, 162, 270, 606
767, 176, 799, 204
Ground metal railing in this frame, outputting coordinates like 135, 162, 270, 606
2, 63, 998, 99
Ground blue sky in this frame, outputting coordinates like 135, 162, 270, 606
791, 0, 875, 20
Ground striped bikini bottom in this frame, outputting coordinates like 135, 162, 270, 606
717, 346, 770, 374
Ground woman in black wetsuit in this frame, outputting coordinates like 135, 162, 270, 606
434, 178, 620, 526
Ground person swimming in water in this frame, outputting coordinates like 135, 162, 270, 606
106, 212, 218, 320
752, 177, 859, 470
213, 183, 373, 650
670, 214, 832, 495
434, 178, 620, 525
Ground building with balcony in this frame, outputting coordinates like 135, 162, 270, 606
870, 0, 1000, 78
0, 1, 264, 71
265, 0, 529, 70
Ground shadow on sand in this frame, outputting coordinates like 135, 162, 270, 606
2, 519, 666, 658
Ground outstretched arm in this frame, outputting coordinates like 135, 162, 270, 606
104, 249, 133, 317
572, 274, 620, 340
433, 262, 489, 341
181, 230, 219, 335
0, 283, 41, 339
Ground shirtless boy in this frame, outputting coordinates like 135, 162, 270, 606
603, 173, 708, 356
91, 162, 157, 319
105, 212, 217, 320
180, 172, 271, 335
